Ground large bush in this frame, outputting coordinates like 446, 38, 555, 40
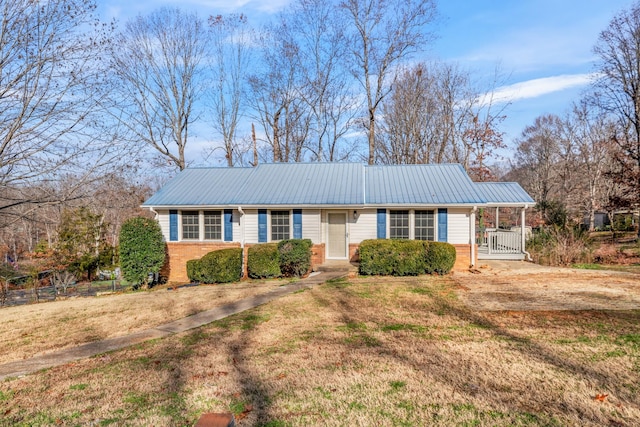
278, 239, 312, 277
359, 239, 457, 276
194, 248, 243, 284
527, 226, 594, 266
424, 242, 457, 274
247, 243, 281, 279
119, 217, 165, 287
359, 239, 427, 276
186, 259, 202, 283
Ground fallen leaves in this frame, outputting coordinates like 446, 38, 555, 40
593, 393, 608, 402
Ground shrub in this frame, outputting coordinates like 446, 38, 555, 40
196, 248, 243, 283
424, 242, 456, 274
186, 259, 202, 283
527, 226, 595, 266
359, 239, 428, 276
247, 243, 281, 279
119, 217, 165, 288
278, 239, 312, 277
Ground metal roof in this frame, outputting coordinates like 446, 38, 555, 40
365, 164, 485, 205
143, 163, 534, 207
475, 182, 535, 205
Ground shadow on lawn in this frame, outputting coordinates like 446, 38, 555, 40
311, 277, 640, 425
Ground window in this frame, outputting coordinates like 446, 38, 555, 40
389, 210, 409, 239
204, 211, 222, 240
415, 210, 435, 241
271, 211, 290, 241
182, 211, 199, 240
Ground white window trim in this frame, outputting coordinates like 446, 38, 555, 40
386, 209, 437, 241
179, 210, 225, 242
269, 209, 292, 242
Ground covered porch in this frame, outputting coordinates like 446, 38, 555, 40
472, 183, 534, 262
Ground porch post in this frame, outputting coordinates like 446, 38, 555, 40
520, 207, 526, 254
470, 207, 476, 267
495, 207, 499, 228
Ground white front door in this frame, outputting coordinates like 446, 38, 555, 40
327, 212, 347, 259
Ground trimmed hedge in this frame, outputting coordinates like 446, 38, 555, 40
247, 243, 281, 279
187, 248, 243, 284
278, 239, 312, 277
358, 239, 457, 276
424, 241, 457, 274
186, 259, 201, 283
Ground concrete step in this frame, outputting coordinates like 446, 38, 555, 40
315, 261, 359, 272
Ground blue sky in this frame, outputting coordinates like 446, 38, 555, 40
97, 0, 633, 159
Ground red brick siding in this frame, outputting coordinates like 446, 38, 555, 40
164, 242, 241, 284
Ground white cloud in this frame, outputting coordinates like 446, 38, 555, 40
486, 73, 596, 104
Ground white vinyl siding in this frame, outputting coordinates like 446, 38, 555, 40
157, 210, 170, 241
244, 209, 259, 243
302, 209, 321, 243
349, 209, 377, 243
447, 208, 470, 244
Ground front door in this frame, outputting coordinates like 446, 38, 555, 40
327, 212, 347, 258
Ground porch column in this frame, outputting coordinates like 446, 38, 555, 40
495, 207, 499, 228
520, 207, 526, 254
470, 207, 476, 267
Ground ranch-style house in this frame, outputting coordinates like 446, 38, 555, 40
142, 163, 535, 283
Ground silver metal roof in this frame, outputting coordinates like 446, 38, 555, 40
365, 164, 485, 205
475, 182, 535, 205
143, 163, 534, 207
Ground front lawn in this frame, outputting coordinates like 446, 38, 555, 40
1, 275, 639, 426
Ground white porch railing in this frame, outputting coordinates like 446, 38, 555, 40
479, 228, 522, 254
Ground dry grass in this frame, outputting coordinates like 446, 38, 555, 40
1, 275, 639, 426
0, 281, 285, 364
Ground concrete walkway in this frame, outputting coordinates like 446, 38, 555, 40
0, 271, 347, 381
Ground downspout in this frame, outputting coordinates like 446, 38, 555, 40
470, 206, 477, 267
521, 205, 533, 261
238, 206, 246, 277
149, 207, 159, 220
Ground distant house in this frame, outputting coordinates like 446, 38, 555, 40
142, 163, 534, 283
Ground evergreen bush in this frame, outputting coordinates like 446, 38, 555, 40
359, 239, 428, 276
186, 259, 202, 283
196, 248, 243, 283
119, 217, 165, 287
277, 239, 312, 277
424, 241, 457, 274
247, 243, 281, 279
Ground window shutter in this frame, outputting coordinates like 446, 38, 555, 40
169, 210, 178, 241
438, 208, 448, 242
258, 209, 267, 242
293, 209, 302, 239
377, 209, 386, 239
224, 209, 233, 242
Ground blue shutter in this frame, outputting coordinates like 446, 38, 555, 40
169, 210, 178, 241
377, 209, 386, 239
438, 208, 448, 242
258, 209, 267, 242
224, 209, 233, 241
293, 209, 302, 239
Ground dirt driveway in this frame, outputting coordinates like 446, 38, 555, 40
453, 260, 640, 311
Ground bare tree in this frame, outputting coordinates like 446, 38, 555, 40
289, 0, 360, 162
0, 0, 123, 219
207, 14, 252, 167
567, 100, 617, 231
514, 114, 565, 210
340, 0, 437, 164
111, 8, 207, 171
249, 22, 311, 162
593, 2, 640, 234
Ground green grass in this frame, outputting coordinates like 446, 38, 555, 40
69, 383, 88, 391
571, 263, 603, 270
